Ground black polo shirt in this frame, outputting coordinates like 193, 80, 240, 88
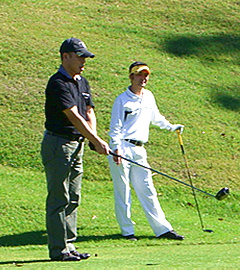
44, 70, 94, 136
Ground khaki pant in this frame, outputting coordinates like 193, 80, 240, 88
41, 132, 84, 259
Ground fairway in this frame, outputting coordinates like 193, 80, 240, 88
0, 169, 239, 268
0, 239, 239, 268
0, 0, 239, 268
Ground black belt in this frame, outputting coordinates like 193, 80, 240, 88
46, 131, 84, 142
124, 139, 144, 147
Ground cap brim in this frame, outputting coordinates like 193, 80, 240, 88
76, 50, 95, 58
137, 66, 150, 74
130, 65, 150, 74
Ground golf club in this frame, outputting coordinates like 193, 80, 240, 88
109, 152, 229, 201
177, 130, 212, 233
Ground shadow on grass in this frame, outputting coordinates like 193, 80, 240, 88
0, 231, 239, 265
0, 259, 51, 266
164, 34, 240, 112
164, 34, 240, 61
0, 230, 137, 247
209, 84, 240, 112
0, 230, 47, 247
0, 232, 125, 265
211, 92, 240, 112
1, 230, 239, 247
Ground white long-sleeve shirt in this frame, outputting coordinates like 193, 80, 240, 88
109, 87, 174, 150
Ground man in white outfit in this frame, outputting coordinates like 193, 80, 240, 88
108, 61, 184, 241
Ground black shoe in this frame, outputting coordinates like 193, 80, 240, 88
70, 250, 91, 260
158, 230, 184, 240
51, 252, 81, 261
123, 234, 138, 241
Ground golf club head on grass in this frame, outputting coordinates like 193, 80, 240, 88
215, 187, 230, 201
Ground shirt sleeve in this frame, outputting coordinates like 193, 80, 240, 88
151, 95, 174, 131
52, 79, 76, 111
109, 97, 124, 150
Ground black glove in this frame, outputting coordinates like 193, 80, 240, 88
88, 141, 96, 151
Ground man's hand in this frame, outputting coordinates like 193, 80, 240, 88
170, 124, 184, 134
112, 149, 122, 165
94, 138, 110, 155
63, 106, 110, 155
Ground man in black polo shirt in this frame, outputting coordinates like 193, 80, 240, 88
41, 37, 110, 261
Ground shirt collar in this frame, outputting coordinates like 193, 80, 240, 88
58, 65, 81, 81
126, 87, 143, 99
58, 65, 71, 79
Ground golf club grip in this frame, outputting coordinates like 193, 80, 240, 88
177, 130, 185, 154
177, 130, 183, 145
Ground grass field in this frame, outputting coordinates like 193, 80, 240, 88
0, 166, 239, 268
0, 0, 239, 268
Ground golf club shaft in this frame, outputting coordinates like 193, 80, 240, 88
177, 130, 205, 231
110, 151, 215, 198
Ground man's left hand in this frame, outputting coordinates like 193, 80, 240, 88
171, 124, 184, 134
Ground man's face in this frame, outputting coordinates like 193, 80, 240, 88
63, 52, 86, 77
131, 70, 149, 88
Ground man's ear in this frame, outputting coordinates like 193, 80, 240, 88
62, 52, 70, 61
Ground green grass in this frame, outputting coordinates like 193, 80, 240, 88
1, 244, 240, 269
0, 0, 240, 268
0, 166, 239, 268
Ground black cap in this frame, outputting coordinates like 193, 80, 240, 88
60, 37, 95, 58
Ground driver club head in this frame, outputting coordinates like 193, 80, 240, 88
215, 187, 230, 201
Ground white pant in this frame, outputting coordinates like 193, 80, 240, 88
108, 141, 173, 237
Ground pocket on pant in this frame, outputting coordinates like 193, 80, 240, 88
41, 135, 60, 165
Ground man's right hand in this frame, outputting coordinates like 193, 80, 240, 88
94, 138, 110, 155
